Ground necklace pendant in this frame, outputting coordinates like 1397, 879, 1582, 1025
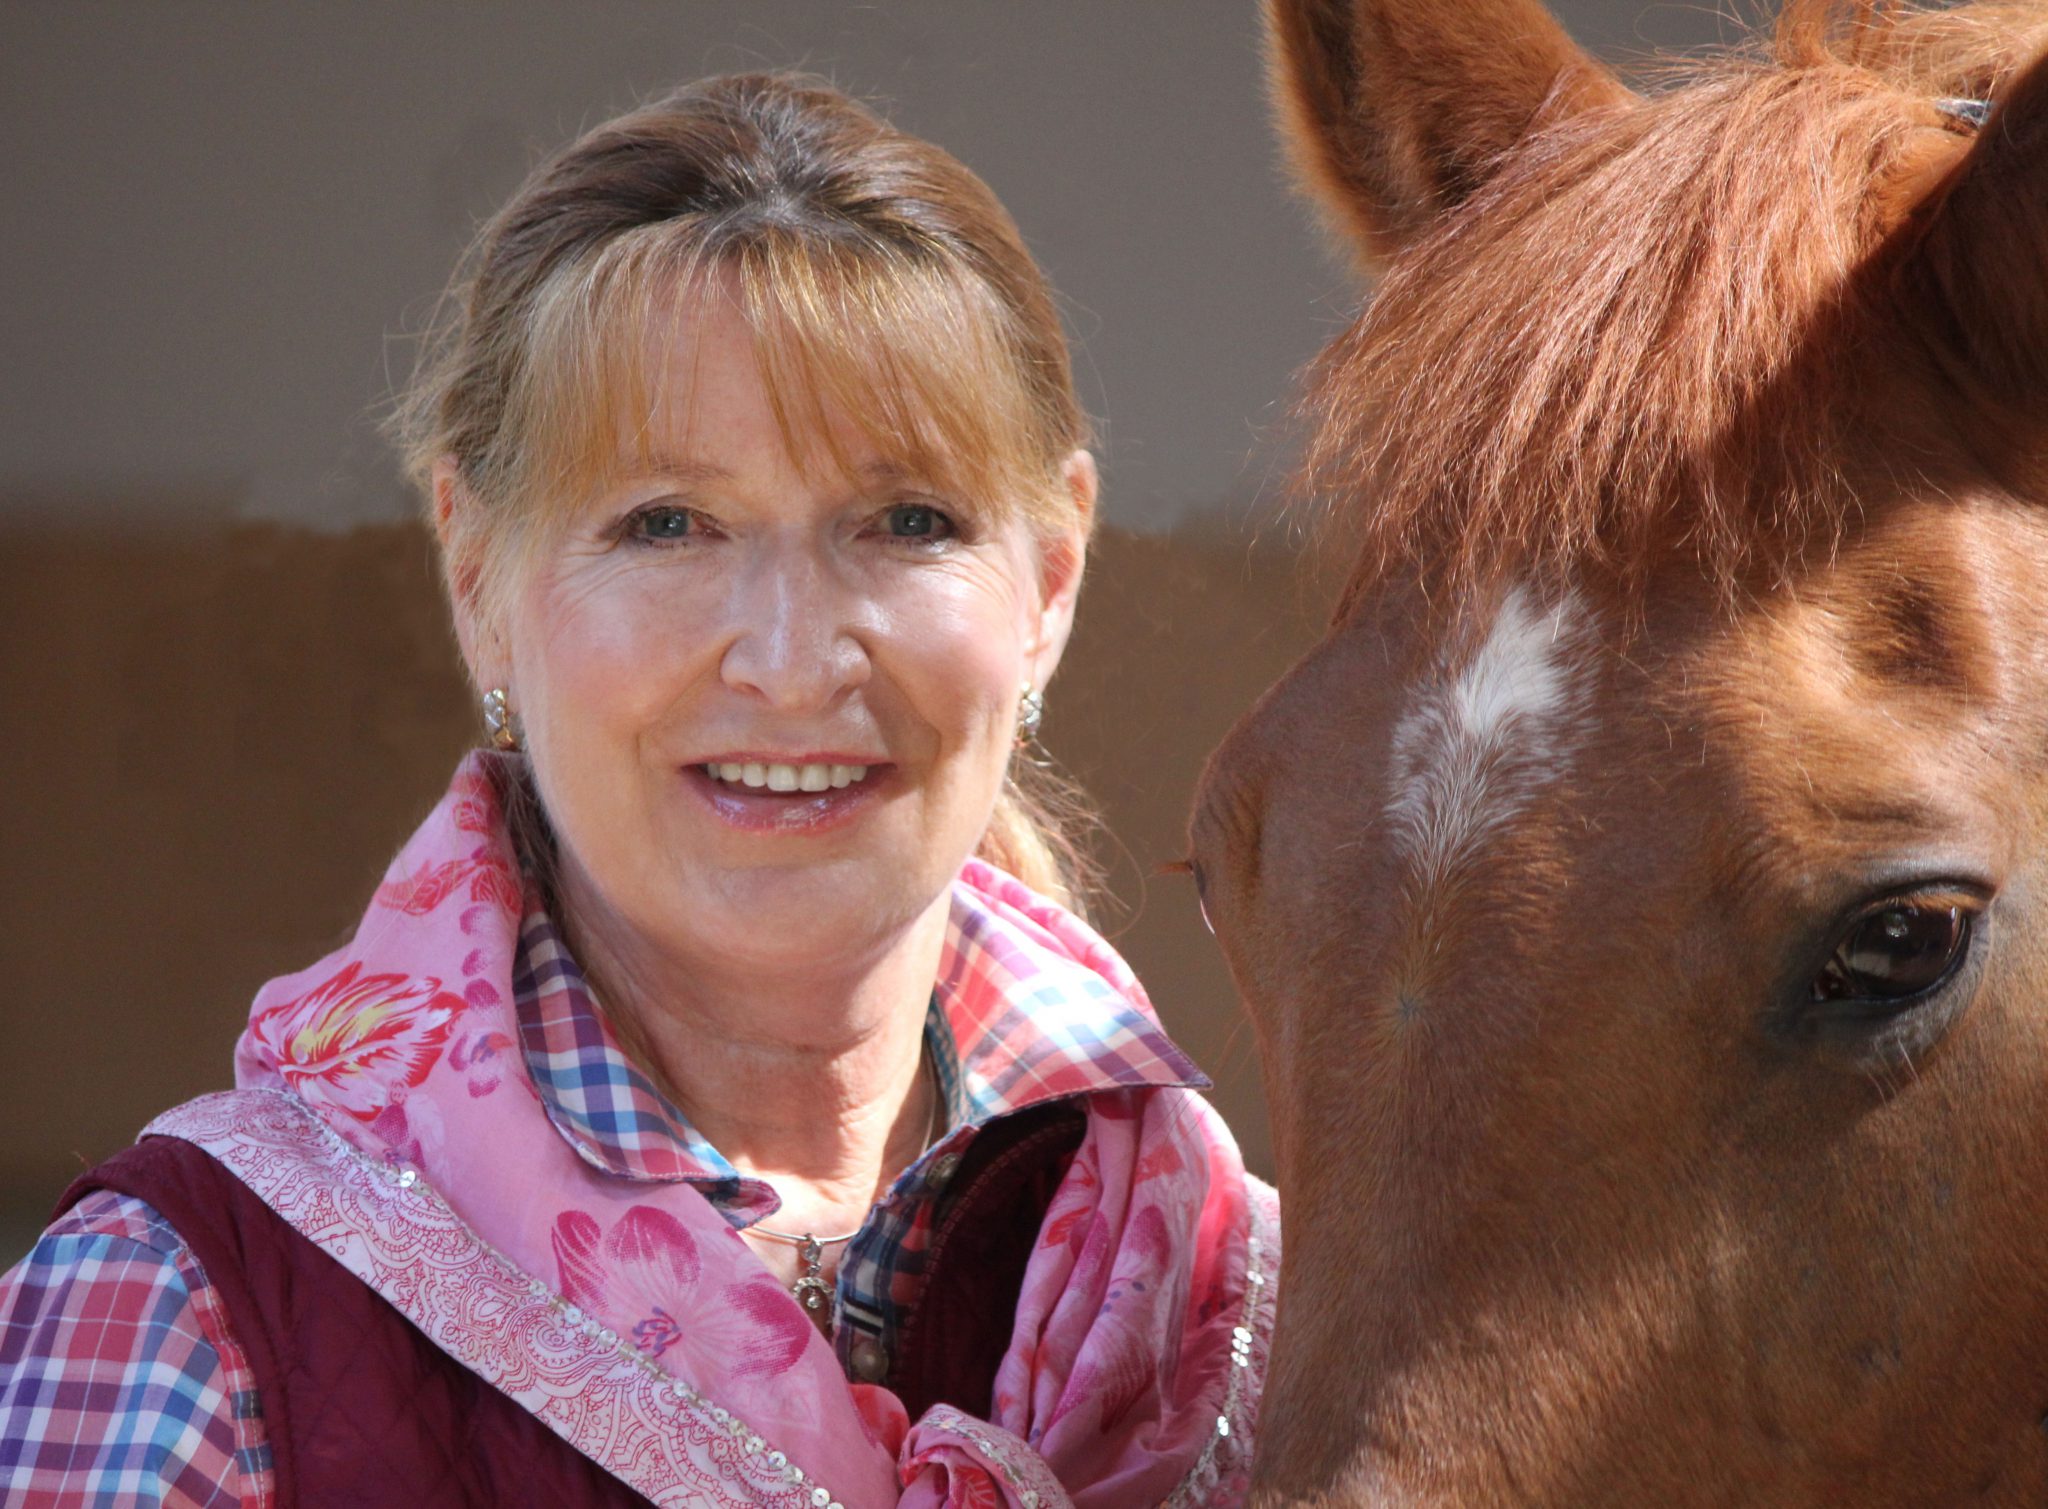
792, 1273, 832, 1313
790, 1233, 833, 1318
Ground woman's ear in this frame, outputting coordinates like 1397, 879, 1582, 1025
431, 456, 509, 692
1025, 450, 1097, 691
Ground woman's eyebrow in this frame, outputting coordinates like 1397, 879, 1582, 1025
618, 454, 938, 494
857, 459, 938, 488
626, 452, 733, 485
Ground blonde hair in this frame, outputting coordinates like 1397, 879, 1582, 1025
392, 73, 1099, 909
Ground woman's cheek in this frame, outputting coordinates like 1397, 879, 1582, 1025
527, 562, 713, 732
888, 549, 1035, 663
878, 597, 1022, 742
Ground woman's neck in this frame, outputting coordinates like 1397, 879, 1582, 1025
553, 869, 948, 1233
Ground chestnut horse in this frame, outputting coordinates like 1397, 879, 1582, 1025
1193, 0, 2048, 1502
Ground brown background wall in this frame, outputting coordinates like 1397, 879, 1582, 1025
0, 519, 1328, 1255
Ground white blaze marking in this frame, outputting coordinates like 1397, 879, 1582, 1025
1385, 586, 1592, 903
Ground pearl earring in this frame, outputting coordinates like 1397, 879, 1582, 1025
1016, 683, 1045, 747
481, 687, 521, 752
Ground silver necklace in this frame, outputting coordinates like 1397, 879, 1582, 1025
743, 1047, 943, 1319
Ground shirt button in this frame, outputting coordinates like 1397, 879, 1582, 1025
927, 1152, 961, 1190
849, 1335, 889, 1382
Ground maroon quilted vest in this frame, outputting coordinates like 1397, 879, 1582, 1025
59, 1100, 1085, 1508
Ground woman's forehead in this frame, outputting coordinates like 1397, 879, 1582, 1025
591, 285, 1015, 505
507, 240, 1063, 542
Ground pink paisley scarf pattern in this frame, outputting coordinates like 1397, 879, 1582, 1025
198, 754, 1277, 1507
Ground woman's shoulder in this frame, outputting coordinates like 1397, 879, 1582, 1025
22, 1183, 185, 1256
3, 1186, 203, 1318
0, 1187, 262, 1506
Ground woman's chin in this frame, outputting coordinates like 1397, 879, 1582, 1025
658, 864, 944, 971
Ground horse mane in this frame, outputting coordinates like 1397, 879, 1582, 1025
1304, 0, 2048, 618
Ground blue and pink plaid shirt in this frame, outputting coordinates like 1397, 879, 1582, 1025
0, 885, 1205, 1505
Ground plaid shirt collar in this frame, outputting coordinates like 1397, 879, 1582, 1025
512, 879, 1207, 1219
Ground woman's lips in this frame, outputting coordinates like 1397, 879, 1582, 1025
682, 761, 893, 834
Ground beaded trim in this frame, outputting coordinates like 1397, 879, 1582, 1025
1165, 1180, 1280, 1509
920, 1408, 1071, 1508
148, 1090, 844, 1509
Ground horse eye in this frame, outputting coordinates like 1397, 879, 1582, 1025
1809, 903, 1970, 1005
1189, 860, 1216, 936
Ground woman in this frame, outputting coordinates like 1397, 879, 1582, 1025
0, 75, 1277, 1507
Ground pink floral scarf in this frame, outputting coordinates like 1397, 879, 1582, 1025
162, 756, 1277, 1507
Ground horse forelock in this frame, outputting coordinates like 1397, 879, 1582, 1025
1301, 0, 2048, 622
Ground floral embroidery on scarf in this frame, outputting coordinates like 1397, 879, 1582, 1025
450, 768, 501, 835
1037, 1146, 1100, 1254
554, 1206, 701, 1307
552, 1207, 812, 1384
245, 961, 467, 1123
375, 852, 522, 916
450, 1029, 516, 1097
376, 770, 522, 915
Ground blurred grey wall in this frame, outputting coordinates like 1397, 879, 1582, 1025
1, 0, 1725, 536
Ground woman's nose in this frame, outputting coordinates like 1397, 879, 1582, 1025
717, 550, 869, 711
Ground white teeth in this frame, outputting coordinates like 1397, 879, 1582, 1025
705, 761, 873, 790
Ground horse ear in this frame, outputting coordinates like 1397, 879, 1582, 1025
1264, 0, 1632, 270
1898, 48, 2048, 415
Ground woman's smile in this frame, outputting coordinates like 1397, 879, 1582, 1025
683, 757, 895, 835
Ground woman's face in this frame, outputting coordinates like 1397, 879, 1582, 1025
461, 292, 1089, 984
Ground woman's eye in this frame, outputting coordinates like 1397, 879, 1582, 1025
881, 503, 955, 541
1810, 902, 1972, 1004
631, 506, 694, 542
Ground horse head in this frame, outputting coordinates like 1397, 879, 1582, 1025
1196, 0, 2048, 1501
